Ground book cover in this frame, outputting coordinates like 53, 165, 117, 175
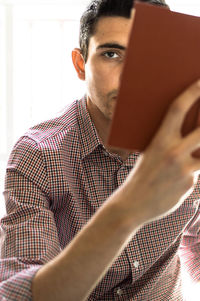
108, 2, 200, 152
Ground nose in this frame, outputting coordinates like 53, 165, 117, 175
112, 62, 125, 92
118, 64, 125, 88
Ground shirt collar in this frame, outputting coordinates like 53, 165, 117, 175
125, 152, 140, 167
77, 96, 103, 160
77, 96, 140, 165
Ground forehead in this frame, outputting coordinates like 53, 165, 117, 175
90, 16, 133, 47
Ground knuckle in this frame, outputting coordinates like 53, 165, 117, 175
151, 139, 165, 152
164, 147, 190, 176
170, 100, 183, 115
190, 82, 200, 95
148, 132, 167, 152
165, 148, 180, 165
181, 86, 197, 102
195, 127, 200, 137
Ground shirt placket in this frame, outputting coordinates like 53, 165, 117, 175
115, 165, 143, 298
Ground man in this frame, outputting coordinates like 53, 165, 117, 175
1, 0, 200, 300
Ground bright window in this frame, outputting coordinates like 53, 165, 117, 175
167, 0, 200, 16
12, 3, 87, 140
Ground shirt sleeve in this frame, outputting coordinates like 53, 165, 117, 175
0, 136, 62, 300
179, 199, 200, 283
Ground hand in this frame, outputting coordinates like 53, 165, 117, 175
123, 80, 200, 224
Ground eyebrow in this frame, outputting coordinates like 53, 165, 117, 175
96, 43, 126, 51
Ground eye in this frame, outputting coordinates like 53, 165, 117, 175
103, 51, 119, 59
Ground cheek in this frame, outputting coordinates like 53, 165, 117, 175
85, 58, 122, 96
85, 63, 107, 93
87, 60, 106, 80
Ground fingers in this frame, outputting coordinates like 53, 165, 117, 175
130, 8, 136, 25
177, 126, 200, 173
131, 8, 136, 18
179, 127, 200, 155
189, 157, 200, 172
161, 80, 200, 135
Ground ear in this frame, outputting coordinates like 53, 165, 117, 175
72, 48, 85, 81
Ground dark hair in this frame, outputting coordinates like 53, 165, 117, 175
79, 0, 169, 62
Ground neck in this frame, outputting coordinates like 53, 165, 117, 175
86, 97, 131, 161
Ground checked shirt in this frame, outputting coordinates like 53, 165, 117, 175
1, 97, 200, 300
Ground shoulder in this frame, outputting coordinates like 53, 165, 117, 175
7, 99, 82, 169
25, 100, 80, 146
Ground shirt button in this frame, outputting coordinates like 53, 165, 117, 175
134, 261, 139, 268
116, 288, 123, 296
102, 149, 109, 156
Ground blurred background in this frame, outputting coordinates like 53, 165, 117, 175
0, 0, 200, 217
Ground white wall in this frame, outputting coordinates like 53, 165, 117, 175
0, 1, 89, 217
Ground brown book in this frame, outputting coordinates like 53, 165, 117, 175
108, 2, 200, 154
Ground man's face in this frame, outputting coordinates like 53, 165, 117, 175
85, 15, 134, 122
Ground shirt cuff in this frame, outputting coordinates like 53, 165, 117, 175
0, 265, 41, 301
